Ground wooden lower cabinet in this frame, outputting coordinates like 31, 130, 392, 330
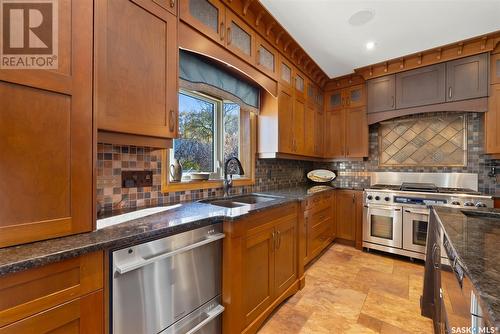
223, 203, 299, 334
303, 192, 335, 265
0, 252, 104, 333
335, 190, 363, 249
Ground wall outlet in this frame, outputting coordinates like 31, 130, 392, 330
122, 170, 153, 188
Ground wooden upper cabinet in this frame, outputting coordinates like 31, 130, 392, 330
346, 84, 365, 108
225, 10, 255, 64
293, 97, 306, 154
95, 0, 178, 139
279, 57, 294, 88
0, 0, 93, 248
324, 110, 345, 158
304, 104, 316, 156
345, 107, 369, 158
278, 86, 294, 154
486, 84, 500, 154
327, 89, 343, 111
446, 53, 489, 101
306, 81, 315, 106
367, 75, 396, 113
153, 0, 178, 15
256, 36, 278, 79
396, 63, 446, 108
491, 53, 500, 85
314, 109, 324, 157
180, 0, 225, 45
295, 72, 305, 98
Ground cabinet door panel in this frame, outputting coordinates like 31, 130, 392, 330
446, 53, 488, 101
367, 75, 396, 113
0, 0, 92, 248
293, 98, 306, 154
278, 87, 294, 154
96, 0, 178, 138
279, 58, 293, 87
226, 10, 254, 64
0, 291, 103, 334
485, 84, 500, 154
396, 64, 446, 108
256, 37, 278, 79
345, 107, 368, 158
304, 104, 315, 156
274, 217, 297, 297
324, 110, 344, 158
336, 191, 356, 241
327, 89, 343, 111
491, 53, 500, 85
347, 84, 365, 108
180, 0, 224, 45
314, 109, 324, 157
243, 228, 274, 326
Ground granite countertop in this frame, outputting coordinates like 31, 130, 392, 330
433, 206, 500, 328
0, 185, 336, 276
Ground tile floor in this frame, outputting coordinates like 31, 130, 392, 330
258, 243, 434, 334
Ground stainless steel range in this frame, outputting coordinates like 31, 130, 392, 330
362, 172, 493, 260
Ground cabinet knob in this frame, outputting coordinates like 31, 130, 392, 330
169, 0, 175, 8
448, 87, 453, 99
227, 26, 232, 45
220, 22, 224, 41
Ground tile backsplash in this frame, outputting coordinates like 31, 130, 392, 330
96, 144, 312, 215
314, 112, 499, 195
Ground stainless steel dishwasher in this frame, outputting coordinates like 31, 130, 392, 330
111, 223, 225, 334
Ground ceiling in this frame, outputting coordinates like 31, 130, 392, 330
260, 0, 500, 78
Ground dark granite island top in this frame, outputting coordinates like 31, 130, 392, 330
433, 206, 500, 328
0, 185, 336, 276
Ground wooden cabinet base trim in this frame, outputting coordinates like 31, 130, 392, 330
334, 238, 356, 247
367, 97, 487, 125
241, 280, 299, 334
0, 217, 73, 249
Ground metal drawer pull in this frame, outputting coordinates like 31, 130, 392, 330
115, 233, 225, 274
186, 304, 225, 334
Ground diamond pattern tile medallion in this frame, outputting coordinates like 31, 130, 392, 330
379, 114, 466, 167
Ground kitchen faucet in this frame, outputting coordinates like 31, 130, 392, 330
223, 157, 245, 197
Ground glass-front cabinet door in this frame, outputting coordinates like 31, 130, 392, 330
180, 0, 226, 45
225, 10, 255, 63
256, 36, 278, 79
327, 89, 343, 111
347, 84, 365, 108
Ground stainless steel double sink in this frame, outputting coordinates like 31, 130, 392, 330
200, 194, 283, 208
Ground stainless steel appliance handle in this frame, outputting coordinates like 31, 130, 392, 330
115, 233, 226, 274
185, 304, 225, 334
365, 204, 401, 211
404, 209, 429, 215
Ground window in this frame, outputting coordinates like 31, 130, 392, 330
170, 91, 242, 181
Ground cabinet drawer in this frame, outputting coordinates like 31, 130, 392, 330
0, 290, 103, 334
0, 252, 103, 327
304, 193, 331, 211
308, 217, 332, 258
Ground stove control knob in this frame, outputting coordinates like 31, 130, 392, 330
367, 195, 373, 200
475, 202, 487, 208
384, 196, 390, 202
464, 201, 475, 207
375, 196, 380, 201
451, 201, 461, 206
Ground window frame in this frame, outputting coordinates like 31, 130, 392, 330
162, 90, 255, 192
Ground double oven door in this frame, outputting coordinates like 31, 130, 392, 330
403, 207, 430, 254
363, 204, 403, 248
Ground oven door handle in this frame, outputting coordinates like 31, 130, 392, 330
185, 304, 225, 334
364, 204, 401, 211
404, 209, 430, 215
115, 233, 226, 275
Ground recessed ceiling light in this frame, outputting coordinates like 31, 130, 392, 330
348, 9, 375, 26
366, 41, 376, 51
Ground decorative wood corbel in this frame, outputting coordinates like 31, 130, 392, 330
291, 47, 298, 59
275, 31, 284, 45
417, 53, 422, 65
242, 0, 253, 16
436, 48, 442, 60
255, 11, 264, 26
266, 22, 275, 37
284, 40, 292, 52
399, 57, 405, 69
383, 62, 388, 73
369, 66, 373, 76
480, 36, 487, 50
457, 42, 463, 55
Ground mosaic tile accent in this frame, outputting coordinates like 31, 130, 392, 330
96, 144, 312, 215
379, 114, 466, 166
314, 112, 499, 196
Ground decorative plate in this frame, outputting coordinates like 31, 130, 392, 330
307, 169, 336, 183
